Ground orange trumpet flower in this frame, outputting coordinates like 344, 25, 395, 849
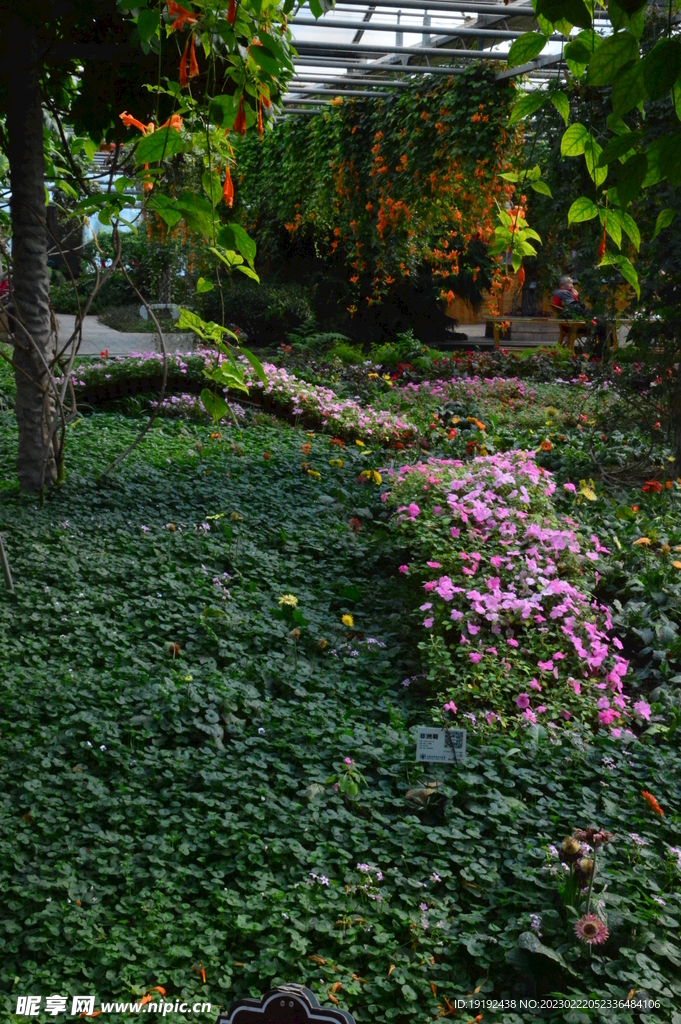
222, 166, 234, 208
189, 33, 199, 77
227, 0, 236, 24
597, 220, 607, 261
233, 96, 247, 135
167, 1, 198, 31
119, 111, 150, 134
179, 36, 190, 87
257, 96, 263, 136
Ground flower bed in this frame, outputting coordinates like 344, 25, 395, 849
387, 451, 648, 733
245, 362, 416, 444
72, 352, 417, 444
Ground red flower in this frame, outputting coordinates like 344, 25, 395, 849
233, 96, 247, 135
222, 166, 234, 208
100, 349, 109, 359
642, 480, 663, 494
597, 223, 607, 261
179, 36, 190, 87
642, 790, 664, 816
517, 264, 525, 287
167, 1, 198, 31
189, 33, 199, 78
348, 517, 361, 532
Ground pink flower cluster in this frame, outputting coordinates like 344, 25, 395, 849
388, 451, 635, 733
244, 362, 416, 443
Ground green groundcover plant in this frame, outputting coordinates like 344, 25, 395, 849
0, 351, 680, 1023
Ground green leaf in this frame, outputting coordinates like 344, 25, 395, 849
137, 7, 160, 40
202, 170, 222, 207
550, 91, 570, 125
536, 0, 592, 29
599, 253, 640, 298
643, 39, 681, 101
585, 31, 638, 86
201, 389, 228, 425
507, 33, 547, 68
616, 0, 648, 14
567, 196, 598, 225
597, 131, 642, 166
196, 277, 214, 294
621, 211, 640, 250
236, 265, 261, 282
251, 46, 280, 76
564, 37, 594, 66
239, 345, 267, 386
135, 126, 186, 165
530, 180, 553, 196
600, 207, 622, 248
617, 152, 647, 206
658, 129, 681, 187
611, 61, 646, 118
673, 80, 681, 120
561, 122, 588, 156
584, 135, 607, 186
499, 172, 519, 182
209, 94, 239, 128
618, 211, 639, 249
641, 137, 666, 187
508, 91, 547, 124
218, 223, 257, 267
652, 208, 675, 239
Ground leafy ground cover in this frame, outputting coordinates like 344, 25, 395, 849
0, 355, 680, 1023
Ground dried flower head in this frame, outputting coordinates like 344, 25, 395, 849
574, 828, 613, 848
560, 836, 581, 862
289, 628, 301, 641
574, 914, 609, 945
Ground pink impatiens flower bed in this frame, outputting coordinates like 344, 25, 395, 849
386, 450, 645, 734
245, 362, 416, 444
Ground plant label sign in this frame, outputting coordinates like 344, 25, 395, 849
415, 727, 466, 764
216, 985, 356, 1024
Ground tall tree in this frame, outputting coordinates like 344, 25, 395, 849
0, 0, 294, 490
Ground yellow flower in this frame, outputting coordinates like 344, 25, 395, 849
342, 614, 354, 628
368, 372, 379, 379
329, 458, 344, 467
633, 538, 651, 547
355, 440, 365, 447
307, 469, 321, 480
578, 479, 597, 501
279, 593, 298, 607
673, 561, 681, 569
358, 469, 382, 484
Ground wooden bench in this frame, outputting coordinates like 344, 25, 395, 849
486, 317, 590, 353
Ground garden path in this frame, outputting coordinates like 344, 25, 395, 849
55, 314, 194, 356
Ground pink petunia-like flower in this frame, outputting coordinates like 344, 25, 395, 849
450, 608, 463, 621
399, 565, 409, 574
427, 561, 441, 569
515, 693, 530, 709
507, 638, 519, 648
633, 700, 651, 720
536, 706, 547, 714
444, 701, 457, 714
469, 652, 483, 663
408, 503, 420, 518
529, 678, 541, 691
538, 659, 554, 672
598, 708, 618, 726
563, 483, 577, 493
468, 623, 480, 635
574, 914, 609, 945
423, 617, 434, 629
523, 708, 537, 724
450, 527, 460, 539
485, 647, 498, 656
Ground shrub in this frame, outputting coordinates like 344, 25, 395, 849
198, 278, 315, 347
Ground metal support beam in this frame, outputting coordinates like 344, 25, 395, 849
293, 40, 508, 57
291, 74, 413, 85
315, 0, 537, 13
293, 57, 469, 71
495, 50, 563, 78
284, 88, 393, 97
292, 18, 531, 37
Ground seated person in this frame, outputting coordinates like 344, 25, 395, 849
551, 275, 586, 317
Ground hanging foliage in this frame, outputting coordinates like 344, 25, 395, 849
233, 65, 520, 316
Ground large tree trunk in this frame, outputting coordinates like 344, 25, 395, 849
3, 18, 57, 490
